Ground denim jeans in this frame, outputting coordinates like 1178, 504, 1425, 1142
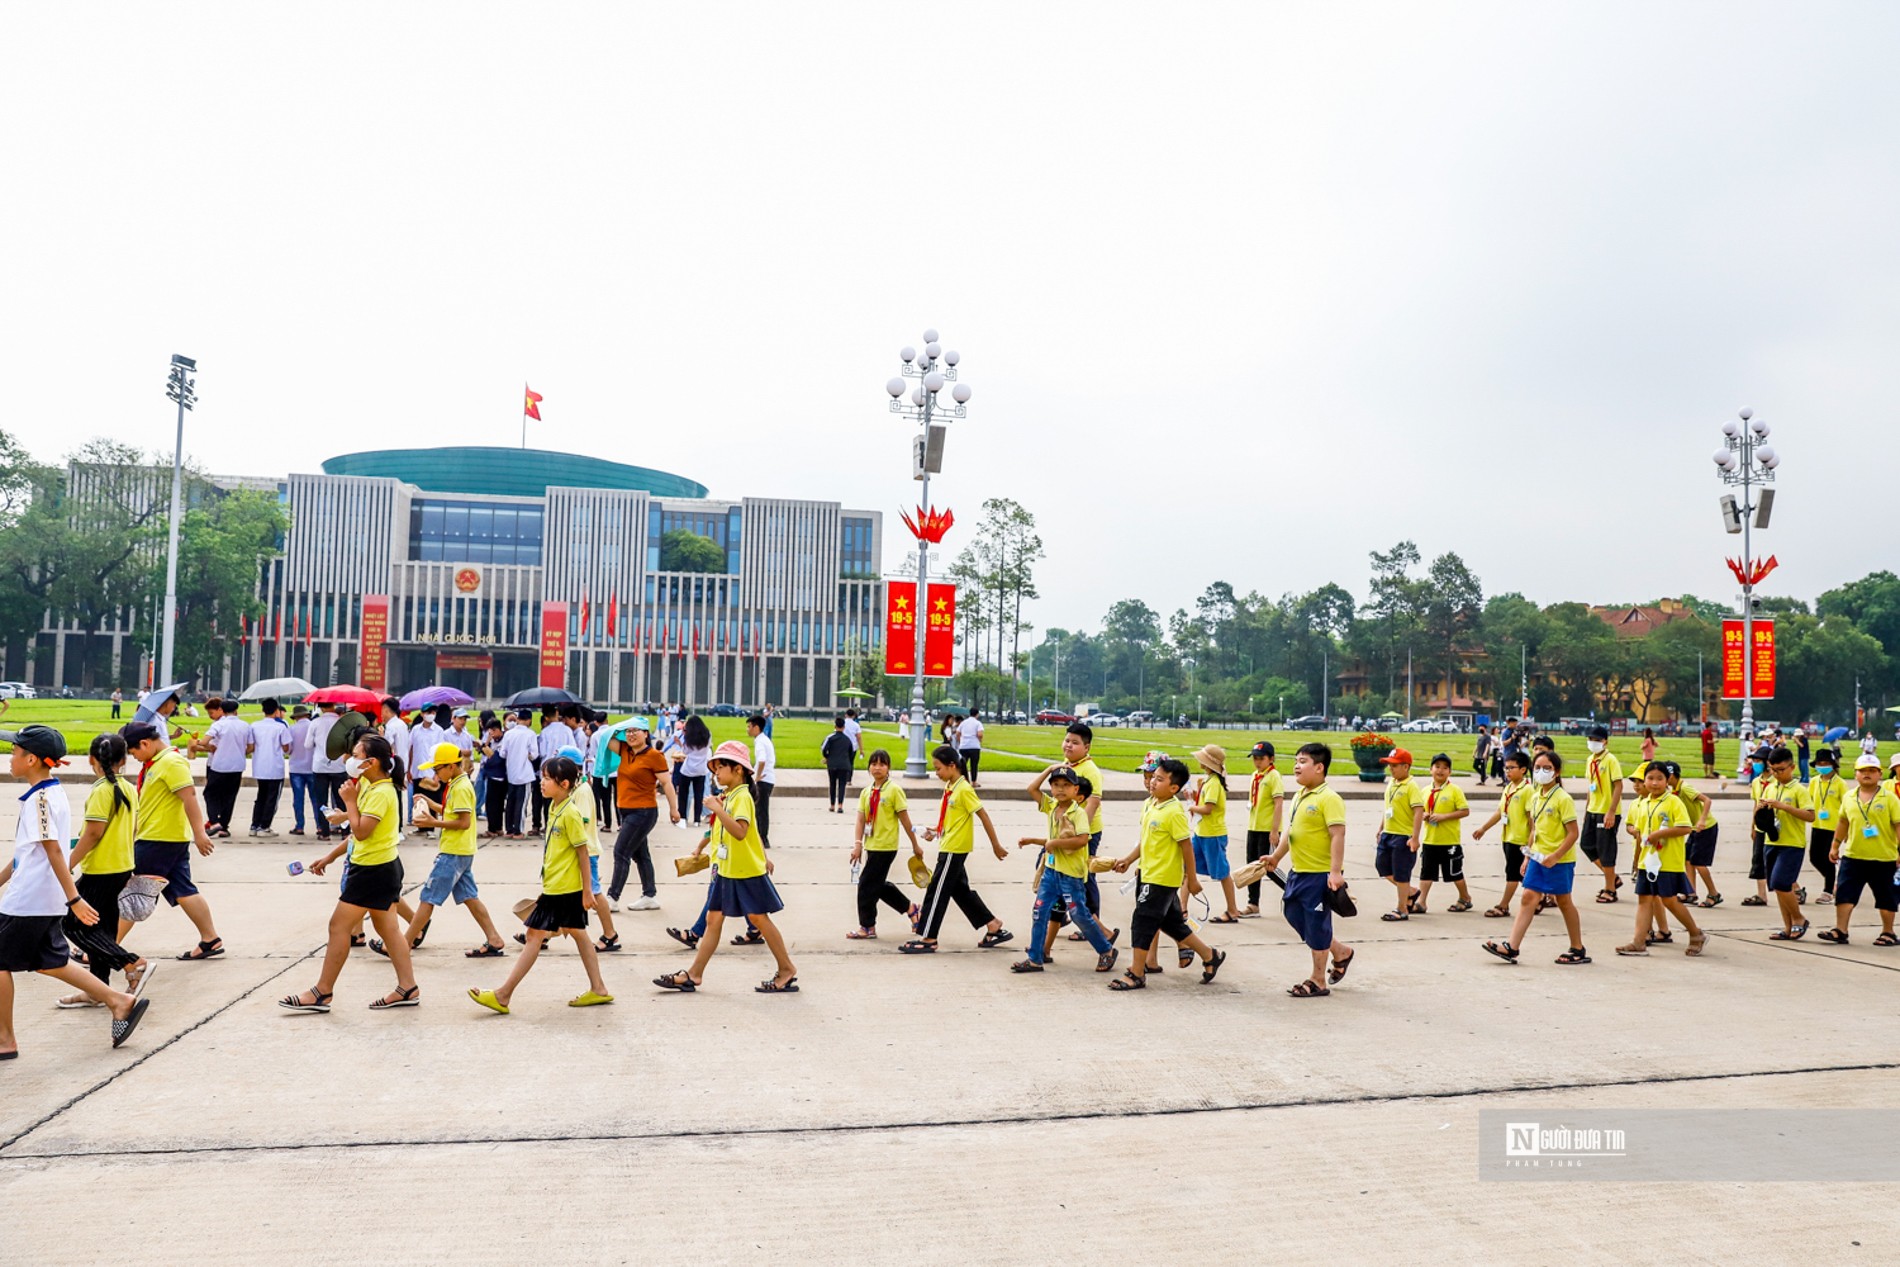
1029, 867, 1111, 963
288, 771, 314, 832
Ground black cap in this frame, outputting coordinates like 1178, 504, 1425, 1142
0, 724, 67, 762
1048, 765, 1079, 784
1661, 760, 1681, 778
1250, 741, 1275, 759
1587, 724, 1609, 741
1430, 752, 1452, 765
120, 720, 162, 747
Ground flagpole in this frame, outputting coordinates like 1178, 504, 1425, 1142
522, 381, 527, 449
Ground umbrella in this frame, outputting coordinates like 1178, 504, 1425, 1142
238, 676, 317, 702
836, 688, 873, 699
1824, 726, 1851, 742
305, 684, 385, 709
133, 681, 190, 723
400, 685, 475, 711
505, 686, 576, 708
325, 712, 373, 761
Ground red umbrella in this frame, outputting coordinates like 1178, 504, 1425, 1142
304, 684, 385, 709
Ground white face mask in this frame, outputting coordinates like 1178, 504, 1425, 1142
1532, 767, 1556, 786
1586, 740, 1605, 754
344, 757, 367, 779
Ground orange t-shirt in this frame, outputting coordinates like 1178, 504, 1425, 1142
614, 745, 673, 809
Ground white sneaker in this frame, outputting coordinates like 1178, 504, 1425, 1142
609, 899, 621, 912
256, 828, 278, 838
675, 819, 689, 830
630, 895, 662, 911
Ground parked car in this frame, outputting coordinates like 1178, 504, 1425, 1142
0, 682, 36, 700
1035, 709, 1076, 725
1284, 714, 1327, 730
1091, 713, 1121, 728
1125, 710, 1155, 727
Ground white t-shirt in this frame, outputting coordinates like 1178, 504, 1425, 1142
843, 717, 862, 753
250, 716, 292, 780
408, 723, 443, 776
958, 716, 984, 750
538, 720, 575, 761
309, 712, 344, 775
2, 780, 72, 916
382, 716, 410, 767
205, 715, 253, 774
753, 733, 777, 785
501, 724, 537, 783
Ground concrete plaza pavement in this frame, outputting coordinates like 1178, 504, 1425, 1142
2, 778, 1896, 1264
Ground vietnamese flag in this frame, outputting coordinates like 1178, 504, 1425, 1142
524, 385, 543, 420
303, 612, 312, 646
606, 593, 617, 640
580, 591, 590, 633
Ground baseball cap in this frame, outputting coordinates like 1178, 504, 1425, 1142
1250, 741, 1275, 760
1856, 752, 1883, 770
423, 742, 464, 772
0, 724, 67, 763
452, 708, 470, 718
1430, 752, 1452, 765
1587, 724, 1610, 741
1048, 765, 1079, 784
1380, 747, 1414, 766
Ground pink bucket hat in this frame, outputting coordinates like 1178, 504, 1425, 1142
711, 739, 754, 771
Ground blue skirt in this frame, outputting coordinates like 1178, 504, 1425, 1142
712, 873, 784, 917
1522, 858, 1575, 895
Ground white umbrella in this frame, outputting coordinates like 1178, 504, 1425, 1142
238, 676, 317, 702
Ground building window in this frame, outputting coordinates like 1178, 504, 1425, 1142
409, 499, 544, 566
841, 516, 874, 579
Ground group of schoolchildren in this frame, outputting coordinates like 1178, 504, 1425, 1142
11, 707, 1900, 1059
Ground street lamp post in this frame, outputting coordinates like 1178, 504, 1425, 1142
886, 329, 970, 778
1713, 408, 1779, 734
160, 355, 197, 688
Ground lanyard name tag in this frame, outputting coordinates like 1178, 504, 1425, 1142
1866, 826, 1880, 839
717, 844, 730, 860
1384, 806, 1394, 820
1819, 810, 1830, 820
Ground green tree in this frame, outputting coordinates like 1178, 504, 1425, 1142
1774, 614, 1884, 725
170, 486, 288, 686
658, 529, 725, 573
1818, 572, 1900, 695
1419, 551, 1484, 697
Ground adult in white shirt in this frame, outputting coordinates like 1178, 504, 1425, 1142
534, 706, 577, 834
247, 699, 294, 836
198, 697, 254, 838
307, 704, 346, 841
287, 705, 316, 836
956, 709, 986, 787
747, 713, 777, 849
378, 696, 412, 823
500, 711, 538, 837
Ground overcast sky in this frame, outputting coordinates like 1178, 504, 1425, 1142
5, 3, 1894, 636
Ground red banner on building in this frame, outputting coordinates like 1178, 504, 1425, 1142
360, 595, 390, 692
436, 652, 493, 672
1721, 618, 1775, 700
539, 601, 568, 688
924, 583, 956, 676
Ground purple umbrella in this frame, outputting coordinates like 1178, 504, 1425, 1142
399, 685, 476, 711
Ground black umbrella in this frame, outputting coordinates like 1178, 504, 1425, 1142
325, 711, 374, 762
505, 687, 577, 708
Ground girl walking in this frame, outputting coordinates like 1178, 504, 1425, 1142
670, 715, 712, 828
1482, 750, 1588, 966
847, 749, 922, 939
654, 742, 799, 993
55, 733, 151, 1007
900, 745, 1013, 954
468, 756, 614, 1013
278, 735, 421, 1013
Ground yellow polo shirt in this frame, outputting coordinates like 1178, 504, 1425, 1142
1420, 781, 1468, 846
1584, 752, 1624, 815
933, 778, 983, 855
1136, 795, 1192, 889
80, 778, 137, 875
349, 779, 402, 867
1072, 757, 1106, 835
1528, 786, 1580, 864
438, 775, 478, 856
136, 747, 194, 842
1757, 777, 1810, 849
1498, 779, 1531, 846
711, 784, 764, 879
1285, 783, 1348, 873
1383, 775, 1425, 837
1193, 775, 1228, 837
541, 794, 590, 894
1842, 786, 1900, 862
1247, 767, 1284, 833
1038, 794, 1092, 879
1809, 774, 1847, 834
857, 780, 909, 851
1628, 792, 1689, 873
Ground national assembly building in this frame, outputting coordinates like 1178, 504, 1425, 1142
30, 447, 887, 710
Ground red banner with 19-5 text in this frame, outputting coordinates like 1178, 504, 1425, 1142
1721, 618, 1775, 700
884, 581, 957, 678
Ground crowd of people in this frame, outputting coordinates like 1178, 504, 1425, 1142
6, 702, 1900, 1057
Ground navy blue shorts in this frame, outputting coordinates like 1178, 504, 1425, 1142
1687, 825, 1718, 868
133, 839, 198, 904
1374, 832, 1415, 883
1281, 871, 1335, 951
0, 913, 70, 973
712, 873, 784, 918
1766, 845, 1805, 894
1835, 857, 1899, 912
1634, 871, 1691, 899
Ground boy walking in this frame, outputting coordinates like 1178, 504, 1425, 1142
1262, 742, 1353, 997
1241, 741, 1284, 917
122, 720, 226, 962
1375, 748, 1425, 920
1107, 757, 1225, 990
1580, 724, 1624, 902
1414, 753, 1473, 913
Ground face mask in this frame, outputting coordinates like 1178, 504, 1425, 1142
1816, 767, 1834, 778
1752, 763, 1765, 775
1532, 768, 1555, 786
344, 757, 367, 778
1586, 740, 1605, 754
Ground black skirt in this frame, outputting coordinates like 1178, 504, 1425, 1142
339, 858, 404, 910
0, 913, 71, 972
526, 889, 589, 933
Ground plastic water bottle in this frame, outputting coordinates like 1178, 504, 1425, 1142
286, 860, 305, 877
849, 859, 863, 885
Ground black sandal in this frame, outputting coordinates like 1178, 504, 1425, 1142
595, 935, 622, 953
653, 971, 698, 992
1095, 947, 1119, 973
368, 985, 420, 1010
755, 975, 799, 993
1010, 958, 1044, 973
979, 929, 1014, 949
277, 986, 333, 1013
177, 938, 224, 961
1328, 948, 1355, 983
1874, 932, 1899, 947
349, 933, 367, 947
1108, 970, 1146, 990
1287, 979, 1329, 997
465, 943, 506, 958
111, 998, 151, 1048
1817, 928, 1848, 944
666, 927, 700, 948
898, 939, 937, 954
1483, 939, 1519, 963
1200, 948, 1227, 984
731, 928, 764, 946
1554, 947, 1591, 964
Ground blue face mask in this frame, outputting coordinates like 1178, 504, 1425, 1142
1752, 762, 1765, 775
1816, 767, 1834, 778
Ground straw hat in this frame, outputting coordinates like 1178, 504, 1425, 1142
1194, 743, 1226, 774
